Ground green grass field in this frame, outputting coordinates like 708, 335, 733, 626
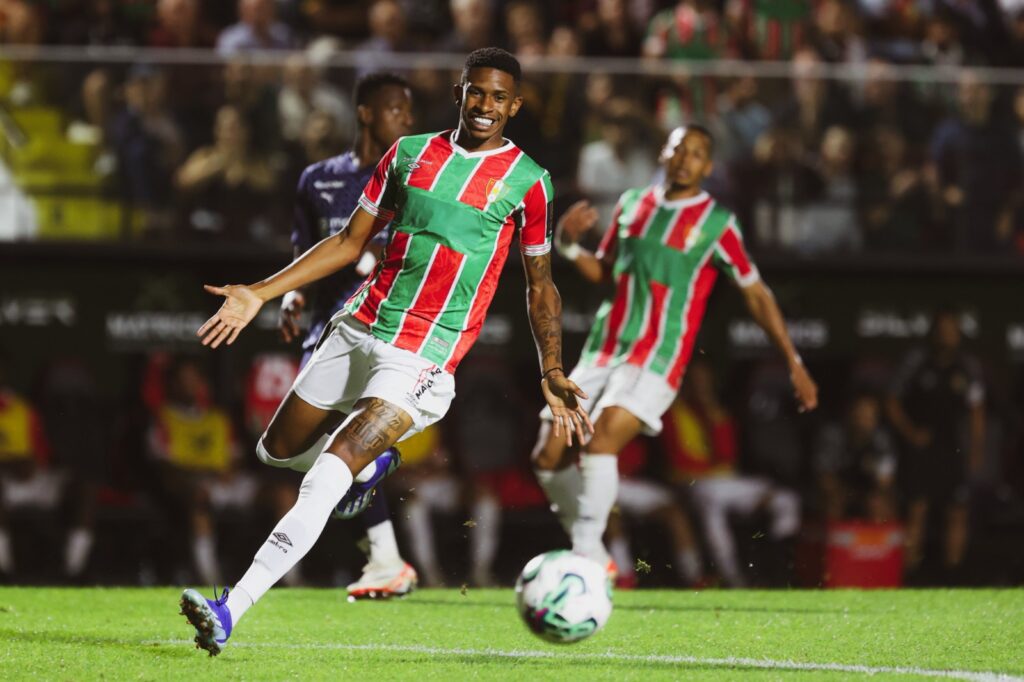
0, 587, 1021, 680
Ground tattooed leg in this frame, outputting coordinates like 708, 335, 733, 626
222, 398, 413, 624
325, 397, 413, 475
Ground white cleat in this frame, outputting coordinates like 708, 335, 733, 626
346, 561, 418, 601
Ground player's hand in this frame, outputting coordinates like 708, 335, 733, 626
556, 200, 600, 246
197, 284, 264, 348
790, 361, 818, 413
279, 290, 306, 343
541, 370, 593, 447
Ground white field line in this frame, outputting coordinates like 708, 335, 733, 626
151, 640, 1023, 681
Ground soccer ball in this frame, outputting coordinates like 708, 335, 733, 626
515, 550, 612, 644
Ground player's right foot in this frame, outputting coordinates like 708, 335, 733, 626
346, 560, 418, 600
334, 447, 402, 519
179, 587, 232, 656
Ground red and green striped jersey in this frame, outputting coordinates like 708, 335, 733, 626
343, 130, 553, 372
578, 186, 759, 390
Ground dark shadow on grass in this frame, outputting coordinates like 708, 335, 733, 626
0, 627, 209, 661
402, 596, 849, 615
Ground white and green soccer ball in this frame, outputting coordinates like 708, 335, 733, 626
514, 550, 612, 644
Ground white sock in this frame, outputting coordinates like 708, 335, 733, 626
366, 520, 401, 565
572, 454, 618, 561
0, 529, 13, 573
534, 466, 581, 536
232, 453, 353, 626
469, 495, 500, 584
194, 534, 220, 585
676, 549, 702, 583
64, 527, 94, 576
256, 433, 330, 474
608, 536, 634, 578
226, 585, 254, 623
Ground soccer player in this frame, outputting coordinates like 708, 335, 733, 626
532, 124, 818, 570
180, 47, 591, 655
280, 72, 418, 600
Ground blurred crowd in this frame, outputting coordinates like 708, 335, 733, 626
2, 307, 1023, 588
0, 0, 1023, 253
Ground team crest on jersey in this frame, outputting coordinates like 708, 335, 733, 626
485, 178, 510, 204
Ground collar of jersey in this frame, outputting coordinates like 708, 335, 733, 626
655, 185, 709, 209
447, 129, 515, 158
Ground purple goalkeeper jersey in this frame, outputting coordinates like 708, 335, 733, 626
292, 151, 388, 352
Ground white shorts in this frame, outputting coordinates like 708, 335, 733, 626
539, 362, 677, 436
617, 478, 674, 516
291, 314, 456, 441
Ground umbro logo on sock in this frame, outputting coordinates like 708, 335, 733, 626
272, 532, 293, 547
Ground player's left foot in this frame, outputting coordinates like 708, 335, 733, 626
346, 560, 418, 600
179, 587, 232, 656
334, 447, 402, 519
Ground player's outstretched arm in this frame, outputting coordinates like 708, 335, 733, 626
740, 280, 818, 412
198, 206, 384, 348
555, 200, 613, 284
522, 252, 594, 445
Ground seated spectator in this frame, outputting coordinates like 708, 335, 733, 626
815, 393, 899, 523
710, 73, 772, 167
796, 125, 861, 254
504, 0, 546, 57
278, 52, 353, 146
176, 104, 279, 243
887, 309, 986, 581
222, 57, 281, 152
434, 0, 496, 54
746, 126, 822, 250
355, 0, 410, 76
147, 0, 216, 48
52, 0, 143, 46
858, 126, 930, 251
928, 71, 1022, 251
663, 360, 800, 587
579, 0, 643, 58
774, 46, 855, 151
605, 437, 705, 588
577, 99, 657, 229
726, 0, 812, 60
0, 0, 43, 45
643, 0, 734, 61
217, 0, 295, 55
0, 351, 51, 577
147, 358, 238, 585
109, 64, 185, 236
808, 0, 867, 65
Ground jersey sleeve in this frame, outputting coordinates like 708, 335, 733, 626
519, 172, 554, 256
291, 167, 316, 252
711, 216, 760, 287
357, 140, 400, 221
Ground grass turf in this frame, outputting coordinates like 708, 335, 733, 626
0, 587, 1021, 680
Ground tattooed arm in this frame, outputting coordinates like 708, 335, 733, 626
522, 252, 593, 445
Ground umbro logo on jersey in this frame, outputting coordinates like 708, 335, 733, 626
272, 532, 293, 547
314, 181, 346, 189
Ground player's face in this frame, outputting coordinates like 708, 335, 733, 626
454, 67, 522, 146
365, 84, 414, 148
663, 130, 713, 192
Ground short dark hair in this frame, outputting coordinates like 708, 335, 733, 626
354, 72, 410, 108
685, 123, 715, 154
462, 47, 521, 84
